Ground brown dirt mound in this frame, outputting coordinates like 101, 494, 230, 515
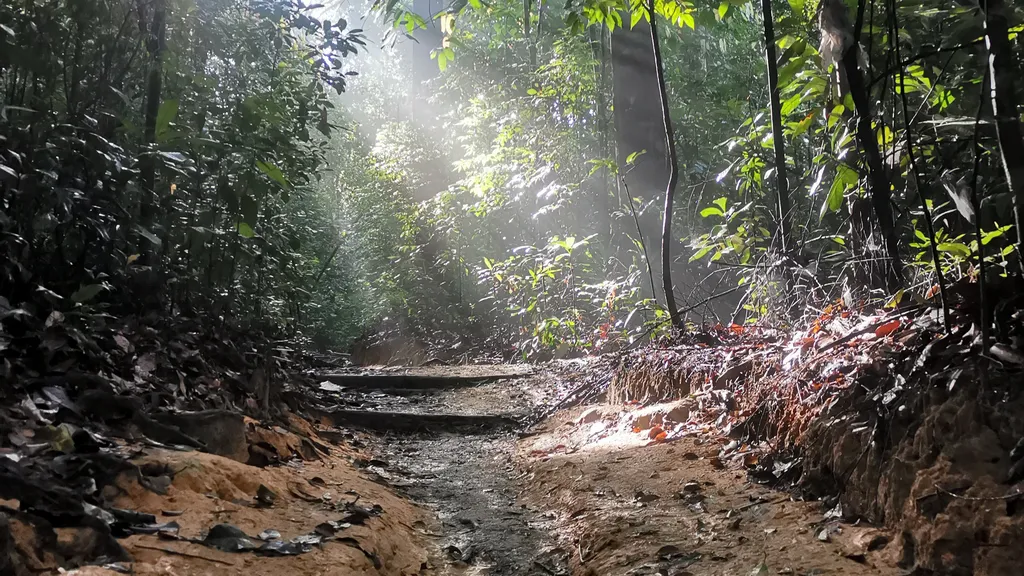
603, 305, 1024, 575
801, 358, 1024, 575
98, 446, 431, 576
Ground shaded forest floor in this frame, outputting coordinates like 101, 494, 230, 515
3, 295, 1024, 575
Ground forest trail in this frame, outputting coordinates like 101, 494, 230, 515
337, 363, 899, 576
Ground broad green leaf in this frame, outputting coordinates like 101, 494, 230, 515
155, 99, 179, 141
780, 92, 803, 117
713, 197, 728, 211
777, 57, 805, 87
937, 242, 971, 258
718, 2, 729, 19
135, 225, 162, 246
72, 284, 105, 303
238, 222, 255, 238
690, 245, 714, 262
256, 160, 291, 189
700, 207, 724, 218
828, 104, 846, 128
821, 172, 846, 220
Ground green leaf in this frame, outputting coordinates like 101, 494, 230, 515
937, 242, 971, 258
690, 245, 714, 262
468, 0, 481, 7
256, 160, 291, 189
713, 197, 728, 211
780, 92, 802, 117
718, 2, 729, 18
71, 284, 105, 303
822, 176, 845, 219
681, 13, 695, 29
787, 0, 805, 15
135, 225, 162, 246
155, 99, 179, 141
777, 57, 805, 87
700, 207, 724, 218
238, 222, 255, 238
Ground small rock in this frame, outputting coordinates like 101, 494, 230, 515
576, 407, 603, 425
682, 482, 701, 493
256, 484, 277, 507
727, 517, 741, 530
634, 491, 660, 503
817, 528, 830, 542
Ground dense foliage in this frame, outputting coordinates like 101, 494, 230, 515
3, 0, 1022, 359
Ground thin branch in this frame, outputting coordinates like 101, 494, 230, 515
620, 175, 658, 299
868, 40, 983, 89
970, 68, 991, 351
648, 3, 681, 328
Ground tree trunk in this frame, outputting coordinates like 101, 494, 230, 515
648, 8, 680, 327
824, 0, 903, 287
610, 17, 670, 298
139, 0, 165, 227
760, 0, 791, 253
981, 0, 1024, 269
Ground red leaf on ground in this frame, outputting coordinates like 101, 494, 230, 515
874, 319, 901, 337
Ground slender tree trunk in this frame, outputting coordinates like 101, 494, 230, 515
524, 0, 535, 67
589, 26, 612, 252
610, 17, 670, 299
139, 0, 165, 228
760, 0, 791, 253
827, 0, 903, 287
648, 7, 680, 327
981, 0, 1024, 270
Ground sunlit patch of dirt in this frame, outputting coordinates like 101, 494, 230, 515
517, 404, 899, 576
64, 435, 432, 575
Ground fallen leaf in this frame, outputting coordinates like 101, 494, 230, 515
874, 319, 901, 338
135, 353, 157, 375
114, 334, 131, 353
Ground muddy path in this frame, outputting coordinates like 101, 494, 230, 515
337, 368, 570, 575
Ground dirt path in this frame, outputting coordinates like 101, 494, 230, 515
350, 370, 570, 575
338, 364, 899, 576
